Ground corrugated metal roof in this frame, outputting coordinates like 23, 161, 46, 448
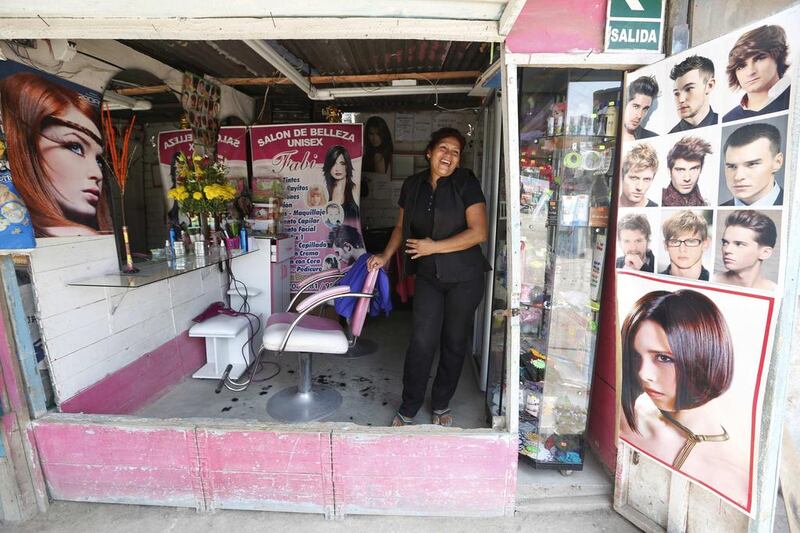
112, 37, 492, 119
119, 40, 282, 79
279, 39, 489, 77
119, 38, 490, 87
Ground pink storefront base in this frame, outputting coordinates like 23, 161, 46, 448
31, 332, 518, 518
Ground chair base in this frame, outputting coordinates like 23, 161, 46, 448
266, 385, 342, 422
335, 338, 378, 359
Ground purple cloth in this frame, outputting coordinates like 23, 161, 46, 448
334, 253, 393, 319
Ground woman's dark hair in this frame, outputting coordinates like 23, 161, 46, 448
426, 127, 466, 154
621, 290, 734, 433
323, 145, 359, 220
364, 116, 393, 172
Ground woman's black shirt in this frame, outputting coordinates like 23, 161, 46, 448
398, 168, 489, 281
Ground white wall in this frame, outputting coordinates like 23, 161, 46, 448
691, 0, 798, 46
28, 236, 227, 403
355, 109, 484, 230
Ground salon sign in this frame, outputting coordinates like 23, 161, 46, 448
605, 0, 665, 52
250, 123, 364, 291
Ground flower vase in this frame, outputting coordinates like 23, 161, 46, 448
121, 225, 139, 273
200, 214, 210, 241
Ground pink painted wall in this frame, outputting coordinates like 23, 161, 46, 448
59, 331, 205, 415
33, 417, 517, 517
506, 0, 609, 53
332, 432, 517, 517
199, 428, 333, 516
33, 421, 203, 508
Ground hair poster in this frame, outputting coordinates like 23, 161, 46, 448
614, 5, 797, 515
250, 123, 364, 291
157, 129, 194, 226
180, 73, 221, 153
215, 126, 248, 193
0, 59, 105, 244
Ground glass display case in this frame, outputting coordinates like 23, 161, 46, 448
487, 68, 622, 471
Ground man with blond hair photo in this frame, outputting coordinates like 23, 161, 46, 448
620, 143, 659, 208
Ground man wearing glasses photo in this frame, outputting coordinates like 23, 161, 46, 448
660, 210, 711, 281
662, 136, 713, 207
620, 143, 659, 208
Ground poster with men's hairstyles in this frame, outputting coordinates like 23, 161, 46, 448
614, 5, 797, 516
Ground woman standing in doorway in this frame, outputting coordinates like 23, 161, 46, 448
368, 127, 489, 427
0, 72, 111, 237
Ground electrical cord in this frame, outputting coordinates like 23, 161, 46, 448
213, 242, 281, 392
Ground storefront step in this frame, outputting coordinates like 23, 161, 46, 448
515, 449, 613, 510
515, 494, 613, 514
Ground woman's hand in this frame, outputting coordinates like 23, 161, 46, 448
405, 238, 438, 259
367, 254, 388, 271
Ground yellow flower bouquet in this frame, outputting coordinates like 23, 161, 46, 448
167, 153, 236, 217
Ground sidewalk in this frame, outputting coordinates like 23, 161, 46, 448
2, 501, 639, 533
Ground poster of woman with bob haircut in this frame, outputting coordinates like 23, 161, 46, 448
617, 271, 777, 513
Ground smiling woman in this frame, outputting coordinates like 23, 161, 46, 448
0, 72, 111, 237
368, 127, 490, 428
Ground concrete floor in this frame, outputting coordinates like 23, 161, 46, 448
134, 307, 617, 507
136, 309, 488, 428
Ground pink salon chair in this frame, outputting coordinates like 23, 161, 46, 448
261, 266, 379, 422
285, 264, 376, 357
286, 265, 350, 312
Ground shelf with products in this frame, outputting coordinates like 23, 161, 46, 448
503, 67, 623, 471
535, 134, 616, 142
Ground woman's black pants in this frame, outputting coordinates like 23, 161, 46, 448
398, 273, 485, 418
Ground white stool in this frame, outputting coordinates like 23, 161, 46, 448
190, 314, 261, 380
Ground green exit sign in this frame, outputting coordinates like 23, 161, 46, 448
609, 0, 663, 19
605, 0, 665, 52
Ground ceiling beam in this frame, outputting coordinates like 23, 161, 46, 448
0, 1, 506, 20
116, 70, 483, 96
497, 0, 526, 36
319, 84, 474, 99
0, 17, 503, 42
243, 40, 321, 100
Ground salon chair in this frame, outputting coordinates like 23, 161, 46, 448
286, 264, 378, 358
261, 266, 379, 422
